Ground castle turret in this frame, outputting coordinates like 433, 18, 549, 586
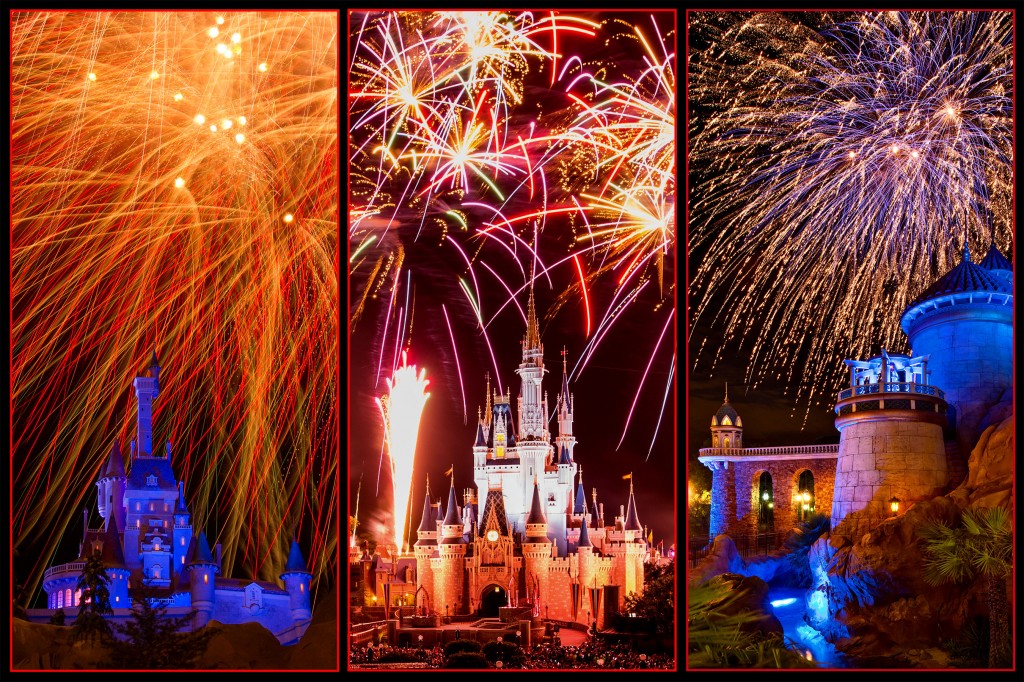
413, 480, 437, 614
621, 478, 646, 599
437, 478, 467, 615
132, 351, 161, 457
523, 479, 551, 618
900, 243, 1012, 459
978, 240, 1013, 286
96, 440, 127, 532
832, 352, 948, 532
172, 481, 192, 582
280, 539, 313, 622
187, 531, 219, 628
710, 383, 742, 450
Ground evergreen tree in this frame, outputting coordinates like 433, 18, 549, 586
919, 506, 1012, 668
72, 551, 113, 642
109, 590, 214, 669
614, 559, 675, 636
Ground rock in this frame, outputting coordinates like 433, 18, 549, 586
700, 573, 783, 637
806, 417, 1014, 661
198, 620, 288, 669
688, 534, 740, 586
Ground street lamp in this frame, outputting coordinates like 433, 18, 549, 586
497, 636, 503, 643
762, 492, 770, 501
889, 497, 901, 515
418, 634, 423, 648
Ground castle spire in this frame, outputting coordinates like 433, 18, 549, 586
573, 467, 586, 515
417, 478, 435, 533
524, 279, 541, 351
484, 373, 492, 426
724, 381, 729, 403
623, 476, 643, 531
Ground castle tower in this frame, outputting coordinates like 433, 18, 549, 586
575, 498, 595, 625
710, 384, 742, 450
132, 350, 161, 457
522, 478, 551, 615
900, 243, 1012, 457
437, 479, 467, 616
186, 531, 219, 628
832, 352, 948, 531
280, 539, 313, 622
621, 478, 646, 598
413, 480, 437, 614
96, 440, 127, 532
172, 481, 192, 582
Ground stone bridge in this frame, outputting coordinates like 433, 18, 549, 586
697, 445, 838, 539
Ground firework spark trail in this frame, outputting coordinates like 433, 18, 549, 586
12, 11, 338, 602
349, 10, 676, 454
441, 304, 468, 425
689, 11, 1012, 409
375, 351, 430, 554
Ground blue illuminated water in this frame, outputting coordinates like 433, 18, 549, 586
769, 587, 849, 668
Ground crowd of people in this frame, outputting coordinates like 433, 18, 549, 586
522, 640, 674, 669
349, 637, 674, 670
349, 643, 444, 668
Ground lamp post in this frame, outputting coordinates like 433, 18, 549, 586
889, 497, 900, 516
418, 634, 423, 649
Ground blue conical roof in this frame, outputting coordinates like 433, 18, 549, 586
907, 244, 1010, 309
284, 539, 309, 573
577, 504, 593, 548
623, 483, 642, 531
417, 483, 435, 533
558, 443, 571, 465
442, 481, 462, 525
190, 531, 216, 565
526, 480, 547, 525
103, 440, 126, 478
573, 477, 586, 515
474, 421, 487, 447
979, 242, 1012, 272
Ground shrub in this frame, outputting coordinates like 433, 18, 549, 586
444, 639, 482, 657
444, 651, 491, 668
481, 640, 525, 667
48, 609, 66, 626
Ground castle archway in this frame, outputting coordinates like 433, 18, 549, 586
480, 584, 507, 618
794, 469, 815, 522
755, 471, 774, 533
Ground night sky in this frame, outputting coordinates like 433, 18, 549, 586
347, 10, 678, 554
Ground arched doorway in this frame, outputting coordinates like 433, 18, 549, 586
757, 471, 774, 533
480, 585, 507, 617
796, 470, 815, 522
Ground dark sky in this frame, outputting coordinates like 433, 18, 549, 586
347, 10, 678, 553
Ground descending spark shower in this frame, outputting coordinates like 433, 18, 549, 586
376, 352, 430, 554
11, 11, 339, 601
688, 11, 1012, 417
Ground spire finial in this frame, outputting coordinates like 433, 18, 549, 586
562, 346, 568, 375
524, 272, 541, 350
963, 240, 971, 263
724, 381, 729, 403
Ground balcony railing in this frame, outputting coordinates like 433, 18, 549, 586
698, 444, 839, 458
838, 382, 944, 401
43, 562, 86, 580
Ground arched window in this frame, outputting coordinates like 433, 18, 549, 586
713, 435, 719, 448
796, 470, 815, 522
65, 588, 72, 608
57, 590, 63, 608
75, 589, 82, 606
757, 472, 774, 533
153, 564, 161, 579
723, 437, 730, 449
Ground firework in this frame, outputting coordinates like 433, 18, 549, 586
375, 351, 430, 554
11, 11, 338, 602
689, 11, 1013, 410
349, 10, 676, 462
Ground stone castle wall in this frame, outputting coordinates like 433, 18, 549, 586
832, 415, 946, 528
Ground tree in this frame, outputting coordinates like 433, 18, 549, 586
49, 609, 66, 626
72, 551, 113, 642
109, 591, 214, 669
688, 580, 815, 668
614, 560, 675, 636
918, 506, 1012, 668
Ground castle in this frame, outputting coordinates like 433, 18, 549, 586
353, 287, 651, 628
698, 240, 1013, 538
32, 354, 314, 645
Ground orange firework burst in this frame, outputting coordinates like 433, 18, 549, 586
11, 11, 339, 603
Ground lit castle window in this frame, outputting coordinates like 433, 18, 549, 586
146, 474, 157, 487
